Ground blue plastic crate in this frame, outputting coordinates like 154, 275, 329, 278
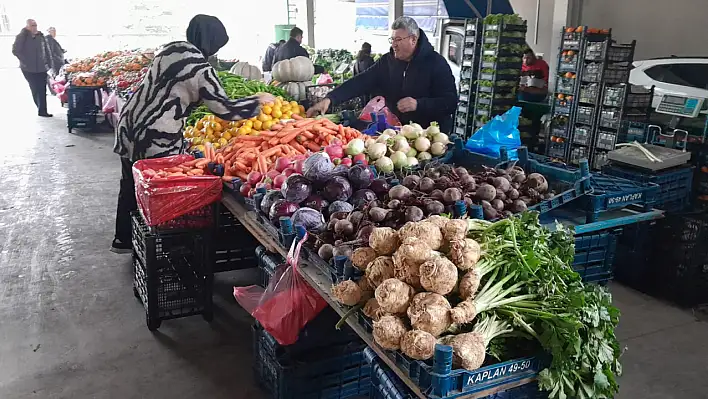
602, 164, 693, 212
365, 348, 543, 399
573, 230, 621, 284
580, 174, 660, 223
252, 324, 370, 399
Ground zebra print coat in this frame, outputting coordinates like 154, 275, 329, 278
114, 41, 259, 161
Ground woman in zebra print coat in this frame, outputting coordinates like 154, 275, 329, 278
111, 15, 272, 253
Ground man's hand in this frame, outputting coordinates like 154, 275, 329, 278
397, 97, 417, 113
307, 98, 330, 117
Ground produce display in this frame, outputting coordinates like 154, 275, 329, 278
63, 50, 151, 97
329, 213, 621, 399
362, 123, 451, 172
185, 96, 305, 150
312, 49, 353, 83
229, 61, 262, 80
186, 71, 293, 127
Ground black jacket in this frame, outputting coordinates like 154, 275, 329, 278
262, 43, 278, 72
46, 35, 66, 75
327, 31, 457, 132
353, 55, 375, 76
12, 29, 51, 73
272, 38, 309, 66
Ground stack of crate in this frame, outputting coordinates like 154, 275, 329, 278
453, 18, 482, 138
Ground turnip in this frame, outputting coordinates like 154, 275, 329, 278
417, 151, 433, 162
382, 128, 397, 137
426, 122, 441, 137
400, 124, 418, 140
247, 171, 263, 186
391, 136, 411, 152
407, 157, 419, 168
365, 256, 395, 287
399, 221, 444, 251
419, 256, 458, 295
346, 139, 365, 156
402, 175, 420, 189
363, 298, 385, 321
407, 292, 452, 337
318, 243, 334, 261
419, 177, 435, 193
443, 188, 463, 204
375, 157, 394, 173
414, 137, 431, 152
432, 132, 450, 145
367, 142, 387, 160
375, 278, 414, 314
340, 157, 353, 167
405, 206, 424, 222
476, 183, 496, 202
390, 151, 408, 169
401, 330, 437, 360
332, 280, 362, 306
352, 247, 378, 271
442, 315, 513, 370
365, 138, 377, 149
275, 157, 291, 172
449, 238, 482, 271
389, 185, 411, 201
325, 144, 344, 160
373, 315, 408, 350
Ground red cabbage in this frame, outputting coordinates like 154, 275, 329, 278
322, 175, 353, 202
303, 194, 329, 212
268, 200, 299, 224
328, 200, 354, 215
281, 174, 312, 203
260, 190, 284, 215
331, 164, 350, 177
291, 207, 326, 233
302, 152, 334, 184
369, 178, 391, 199
348, 164, 374, 189
350, 189, 378, 209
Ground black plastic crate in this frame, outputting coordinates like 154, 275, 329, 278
256, 245, 282, 287
214, 208, 259, 272
131, 211, 213, 330
252, 323, 370, 399
67, 85, 103, 133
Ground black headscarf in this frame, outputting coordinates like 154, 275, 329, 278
186, 15, 229, 57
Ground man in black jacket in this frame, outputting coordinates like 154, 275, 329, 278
12, 19, 53, 117
272, 27, 309, 65
306, 16, 457, 132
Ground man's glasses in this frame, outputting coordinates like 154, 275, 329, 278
389, 35, 413, 44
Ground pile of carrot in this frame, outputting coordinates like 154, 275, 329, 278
209, 117, 367, 182
140, 158, 212, 180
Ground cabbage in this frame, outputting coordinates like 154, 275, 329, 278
281, 174, 312, 203
346, 139, 365, 156
348, 164, 374, 189
291, 207, 326, 233
260, 190, 284, 215
390, 151, 408, 169
331, 164, 350, 177
375, 157, 394, 173
323, 175, 353, 202
303, 194, 329, 212
268, 200, 299, 224
367, 142, 387, 160
417, 151, 432, 161
328, 200, 354, 214
302, 152, 334, 183
350, 189, 378, 209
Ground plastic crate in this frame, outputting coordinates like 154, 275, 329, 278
67, 85, 102, 133
613, 221, 655, 289
573, 230, 620, 284
255, 245, 281, 287
364, 348, 543, 399
252, 323, 370, 399
601, 164, 693, 213
580, 173, 659, 222
214, 208, 259, 272
131, 211, 213, 331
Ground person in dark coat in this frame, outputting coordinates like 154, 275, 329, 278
12, 19, 53, 117
262, 39, 285, 72
353, 42, 375, 76
306, 17, 457, 132
272, 27, 309, 65
46, 27, 66, 76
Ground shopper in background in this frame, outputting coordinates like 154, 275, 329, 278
12, 19, 53, 117
262, 39, 285, 72
353, 42, 375, 76
272, 27, 309, 65
307, 16, 457, 133
46, 27, 66, 76
111, 14, 273, 253
519, 48, 549, 102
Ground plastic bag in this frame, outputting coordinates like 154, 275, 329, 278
358, 96, 402, 126
132, 154, 222, 227
465, 106, 522, 158
234, 231, 328, 345
102, 91, 117, 114
316, 73, 333, 85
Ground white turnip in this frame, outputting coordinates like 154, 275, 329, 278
373, 315, 408, 350
419, 256, 458, 295
375, 278, 415, 314
407, 292, 452, 337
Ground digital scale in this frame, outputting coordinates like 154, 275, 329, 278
656, 94, 704, 118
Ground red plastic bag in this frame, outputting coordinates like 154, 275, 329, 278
233, 231, 328, 345
132, 154, 222, 226
358, 96, 402, 126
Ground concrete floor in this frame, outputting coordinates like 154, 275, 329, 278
0, 68, 706, 399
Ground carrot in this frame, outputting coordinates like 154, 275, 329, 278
290, 142, 307, 154
233, 161, 248, 171
258, 155, 268, 173
183, 159, 199, 167
222, 175, 235, 182
260, 142, 270, 151
235, 171, 248, 181
338, 125, 345, 136
195, 159, 209, 168
268, 136, 281, 146
305, 141, 321, 152
190, 169, 204, 175
294, 118, 318, 128
300, 131, 315, 139
236, 135, 265, 142
314, 126, 338, 136
259, 130, 277, 137
280, 130, 302, 144
216, 154, 225, 165
262, 145, 284, 158
276, 127, 297, 138
270, 123, 285, 130
291, 113, 304, 120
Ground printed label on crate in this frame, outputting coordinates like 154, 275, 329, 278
463, 357, 540, 390
606, 192, 643, 207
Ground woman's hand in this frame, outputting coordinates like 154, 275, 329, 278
256, 92, 276, 104
307, 98, 330, 117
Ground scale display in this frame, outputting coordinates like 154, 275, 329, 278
656, 94, 704, 118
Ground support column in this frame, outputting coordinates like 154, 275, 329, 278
306, 0, 315, 47
388, 0, 403, 29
